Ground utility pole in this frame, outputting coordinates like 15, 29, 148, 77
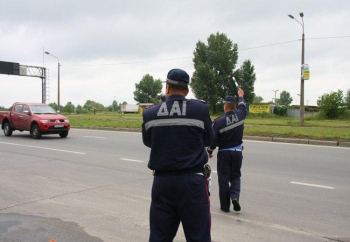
273, 90, 278, 104
288, 12, 305, 124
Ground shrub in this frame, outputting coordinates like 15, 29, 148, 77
273, 106, 287, 116
317, 90, 346, 119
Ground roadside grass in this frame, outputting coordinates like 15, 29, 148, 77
66, 112, 350, 142
69, 113, 141, 128
244, 125, 350, 141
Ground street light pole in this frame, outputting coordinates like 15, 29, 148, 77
45, 51, 60, 111
288, 12, 305, 124
272, 90, 278, 104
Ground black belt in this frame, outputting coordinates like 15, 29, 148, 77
154, 169, 203, 176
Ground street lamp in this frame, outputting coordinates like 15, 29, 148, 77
45, 51, 60, 111
272, 90, 278, 104
288, 12, 305, 124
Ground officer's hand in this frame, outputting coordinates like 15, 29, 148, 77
238, 88, 244, 97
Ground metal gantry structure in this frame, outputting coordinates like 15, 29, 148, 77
0, 61, 48, 104
19, 65, 47, 104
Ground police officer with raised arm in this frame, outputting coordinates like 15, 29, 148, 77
207, 88, 247, 212
142, 68, 214, 242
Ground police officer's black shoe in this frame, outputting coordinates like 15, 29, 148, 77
232, 198, 241, 211
220, 208, 230, 213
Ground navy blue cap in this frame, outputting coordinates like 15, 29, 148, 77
166, 68, 189, 86
224, 95, 237, 103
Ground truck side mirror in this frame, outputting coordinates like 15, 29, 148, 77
23, 110, 30, 115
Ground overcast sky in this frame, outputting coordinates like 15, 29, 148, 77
1, 0, 349, 108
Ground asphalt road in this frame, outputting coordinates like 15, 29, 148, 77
0, 129, 349, 242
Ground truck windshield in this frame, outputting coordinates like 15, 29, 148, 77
30, 105, 57, 114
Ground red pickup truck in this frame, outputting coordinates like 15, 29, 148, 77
0, 102, 70, 139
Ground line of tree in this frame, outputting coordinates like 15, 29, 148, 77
270, 89, 350, 118
47, 100, 128, 114
131, 32, 258, 114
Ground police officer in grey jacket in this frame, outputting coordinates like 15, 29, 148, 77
142, 68, 214, 242
207, 88, 247, 212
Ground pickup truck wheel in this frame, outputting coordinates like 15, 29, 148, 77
59, 131, 68, 138
3, 122, 13, 136
31, 124, 42, 139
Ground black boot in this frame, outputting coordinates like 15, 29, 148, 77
231, 198, 241, 211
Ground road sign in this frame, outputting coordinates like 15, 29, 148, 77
0, 61, 20, 75
302, 64, 310, 80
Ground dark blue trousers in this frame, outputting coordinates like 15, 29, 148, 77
217, 151, 242, 211
149, 173, 211, 242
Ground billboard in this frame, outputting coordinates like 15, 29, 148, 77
0, 61, 20, 75
249, 104, 270, 113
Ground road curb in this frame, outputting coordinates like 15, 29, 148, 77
240, 135, 349, 148
338, 142, 350, 148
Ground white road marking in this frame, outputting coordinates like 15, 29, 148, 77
83, 136, 107, 139
290, 181, 335, 189
121, 158, 144, 162
0, 141, 86, 155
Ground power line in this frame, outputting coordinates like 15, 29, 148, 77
240, 40, 298, 51
240, 36, 350, 51
63, 35, 350, 67
307, 35, 350, 40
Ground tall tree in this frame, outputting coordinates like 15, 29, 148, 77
63, 101, 75, 113
191, 32, 256, 113
345, 89, 350, 109
112, 100, 119, 112
279, 91, 293, 106
253, 95, 263, 103
134, 74, 162, 104
48, 102, 59, 111
107, 100, 119, 112
191, 33, 238, 113
83, 100, 105, 111
235, 60, 256, 103
75, 104, 84, 114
